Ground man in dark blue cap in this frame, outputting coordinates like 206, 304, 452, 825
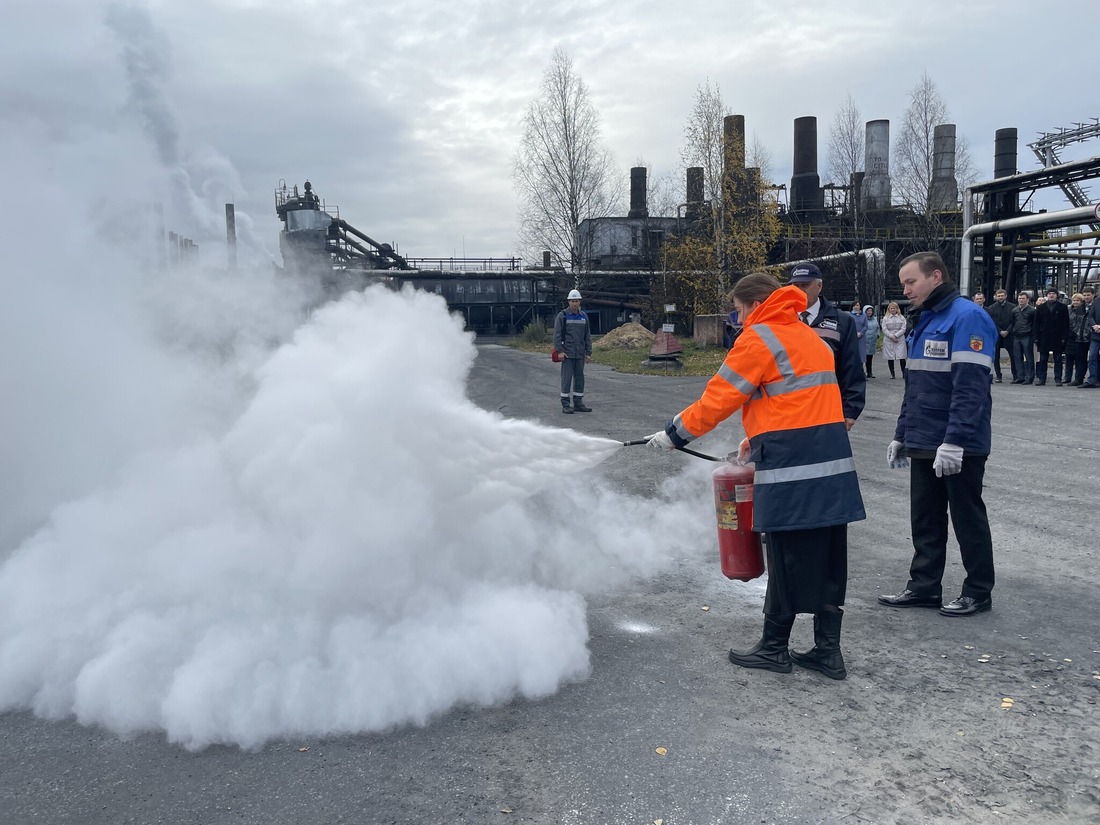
788, 263, 866, 429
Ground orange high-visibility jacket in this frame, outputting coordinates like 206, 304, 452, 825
666, 285, 866, 532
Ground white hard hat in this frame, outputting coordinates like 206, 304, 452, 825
567, 289, 583, 300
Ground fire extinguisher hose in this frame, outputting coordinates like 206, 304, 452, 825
622, 439, 725, 462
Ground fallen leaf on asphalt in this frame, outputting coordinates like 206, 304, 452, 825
1063, 658, 1072, 663
655, 747, 668, 756
701, 606, 710, 611
655, 819, 664, 825
499, 807, 513, 814
964, 645, 975, 650
298, 746, 310, 752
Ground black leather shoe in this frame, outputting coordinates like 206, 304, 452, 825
1011, 379, 1024, 384
940, 596, 992, 617
878, 589, 942, 609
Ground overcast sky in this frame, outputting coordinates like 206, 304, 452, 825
4, 0, 1098, 265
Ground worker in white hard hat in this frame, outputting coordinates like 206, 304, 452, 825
553, 289, 593, 413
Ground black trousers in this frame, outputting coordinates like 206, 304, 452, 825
1035, 343, 1064, 383
1065, 341, 1088, 383
907, 456, 995, 599
992, 335, 1010, 379
763, 525, 848, 616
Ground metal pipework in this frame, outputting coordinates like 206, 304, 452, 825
959, 202, 1100, 293
783, 248, 887, 306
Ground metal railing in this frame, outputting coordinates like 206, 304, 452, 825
405, 257, 524, 272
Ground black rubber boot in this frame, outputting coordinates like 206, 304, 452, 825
790, 608, 846, 680
561, 398, 573, 414
572, 396, 592, 412
728, 615, 794, 673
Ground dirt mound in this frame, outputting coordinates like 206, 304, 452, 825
593, 322, 655, 351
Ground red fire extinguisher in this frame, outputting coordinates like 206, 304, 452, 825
712, 460, 764, 581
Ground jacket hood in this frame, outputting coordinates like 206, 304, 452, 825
745, 285, 808, 326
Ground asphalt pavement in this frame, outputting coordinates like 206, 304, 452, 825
1, 344, 1097, 825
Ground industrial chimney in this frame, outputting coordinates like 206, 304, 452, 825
685, 167, 704, 221
225, 203, 238, 269
628, 166, 649, 219
992, 127, 1019, 218
722, 115, 747, 212
928, 124, 959, 212
862, 119, 892, 212
790, 116, 824, 216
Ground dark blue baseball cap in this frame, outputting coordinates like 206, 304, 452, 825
788, 263, 823, 283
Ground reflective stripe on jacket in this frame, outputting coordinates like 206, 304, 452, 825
894, 289, 996, 454
809, 298, 866, 421
665, 285, 865, 532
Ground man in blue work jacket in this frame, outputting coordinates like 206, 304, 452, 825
880, 252, 997, 617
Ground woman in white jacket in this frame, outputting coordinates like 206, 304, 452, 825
880, 301, 908, 379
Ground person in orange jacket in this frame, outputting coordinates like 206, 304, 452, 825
647, 273, 866, 680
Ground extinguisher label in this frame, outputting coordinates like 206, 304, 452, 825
735, 484, 753, 503
715, 500, 738, 530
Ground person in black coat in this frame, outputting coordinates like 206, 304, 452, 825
787, 263, 866, 429
1064, 293, 1091, 385
1033, 289, 1070, 386
1010, 292, 1038, 384
1082, 295, 1100, 388
984, 289, 1015, 383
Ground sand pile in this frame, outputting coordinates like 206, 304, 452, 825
593, 323, 655, 351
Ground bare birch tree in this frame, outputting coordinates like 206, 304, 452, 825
665, 88, 780, 316
826, 92, 864, 188
893, 73, 977, 213
635, 158, 679, 218
747, 132, 774, 186
679, 79, 729, 249
513, 47, 618, 270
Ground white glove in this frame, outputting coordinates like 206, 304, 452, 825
737, 438, 751, 465
933, 443, 964, 477
646, 430, 675, 452
887, 440, 909, 469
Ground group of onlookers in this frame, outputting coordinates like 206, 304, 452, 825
850, 301, 909, 379
850, 286, 1100, 387
975, 287, 1100, 387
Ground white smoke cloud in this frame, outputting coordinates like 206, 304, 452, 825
0, 276, 714, 750
103, 1, 271, 263
0, 1, 721, 752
